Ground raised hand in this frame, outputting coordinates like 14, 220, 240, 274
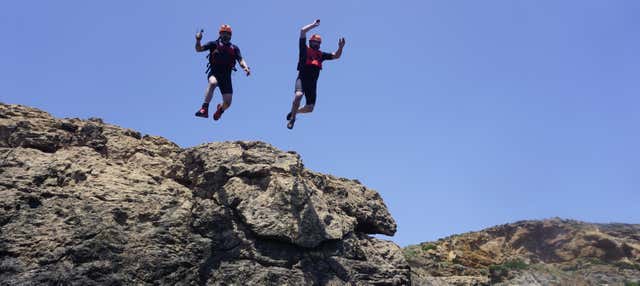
338, 37, 346, 48
301, 20, 321, 36
196, 30, 203, 40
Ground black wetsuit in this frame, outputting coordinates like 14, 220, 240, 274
297, 37, 334, 105
203, 39, 243, 94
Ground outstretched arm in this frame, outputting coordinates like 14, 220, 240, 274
239, 59, 250, 76
234, 47, 250, 76
332, 37, 346, 59
300, 19, 320, 38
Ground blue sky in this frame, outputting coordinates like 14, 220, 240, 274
1, 0, 639, 247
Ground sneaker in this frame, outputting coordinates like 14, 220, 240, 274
213, 104, 224, 121
286, 112, 292, 121
195, 107, 208, 118
287, 118, 295, 130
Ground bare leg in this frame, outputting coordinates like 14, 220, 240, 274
212, 92, 232, 121
204, 75, 218, 104
287, 92, 303, 129
221, 93, 233, 111
195, 76, 219, 117
289, 91, 304, 119
289, 78, 305, 120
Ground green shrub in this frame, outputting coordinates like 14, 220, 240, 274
421, 243, 437, 252
403, 247, 419, 259
624, 281, 640, 286
489, 259, 528, 272
489, 264, 504, 272
489, 264, 509, 284
502, 259, 528, 270
488, 259, 529, 284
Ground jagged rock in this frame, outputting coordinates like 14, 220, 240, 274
0, 103, 410, 285
166, 141, 396, 248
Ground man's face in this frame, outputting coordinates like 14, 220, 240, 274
309, 40, 321, 50
220, 32, 232, 42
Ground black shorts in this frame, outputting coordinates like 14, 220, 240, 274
208, 69, 233, 94
296, 74, 319, 105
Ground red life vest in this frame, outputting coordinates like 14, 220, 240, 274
209, 41, 237, 68
304, 47, 323, 69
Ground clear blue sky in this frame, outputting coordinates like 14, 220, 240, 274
2, 0, 639, 247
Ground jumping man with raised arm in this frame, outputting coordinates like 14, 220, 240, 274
286, 19, 345, 129
194, 24, 251, 121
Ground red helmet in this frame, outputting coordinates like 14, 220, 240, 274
219, 24, 232, 34
310, 34, 322, 43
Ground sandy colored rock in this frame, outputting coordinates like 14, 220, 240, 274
0, 103, 409, 285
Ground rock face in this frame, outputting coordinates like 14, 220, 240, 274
405, 218, 640, 286
0, 103, 410, 285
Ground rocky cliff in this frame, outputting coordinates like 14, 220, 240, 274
405, 218, 640, 286
0, 103, 410, 285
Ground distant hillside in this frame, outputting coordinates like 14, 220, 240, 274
405, 218, 640, 285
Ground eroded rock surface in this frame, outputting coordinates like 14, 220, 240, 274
0, 103, 409, 285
